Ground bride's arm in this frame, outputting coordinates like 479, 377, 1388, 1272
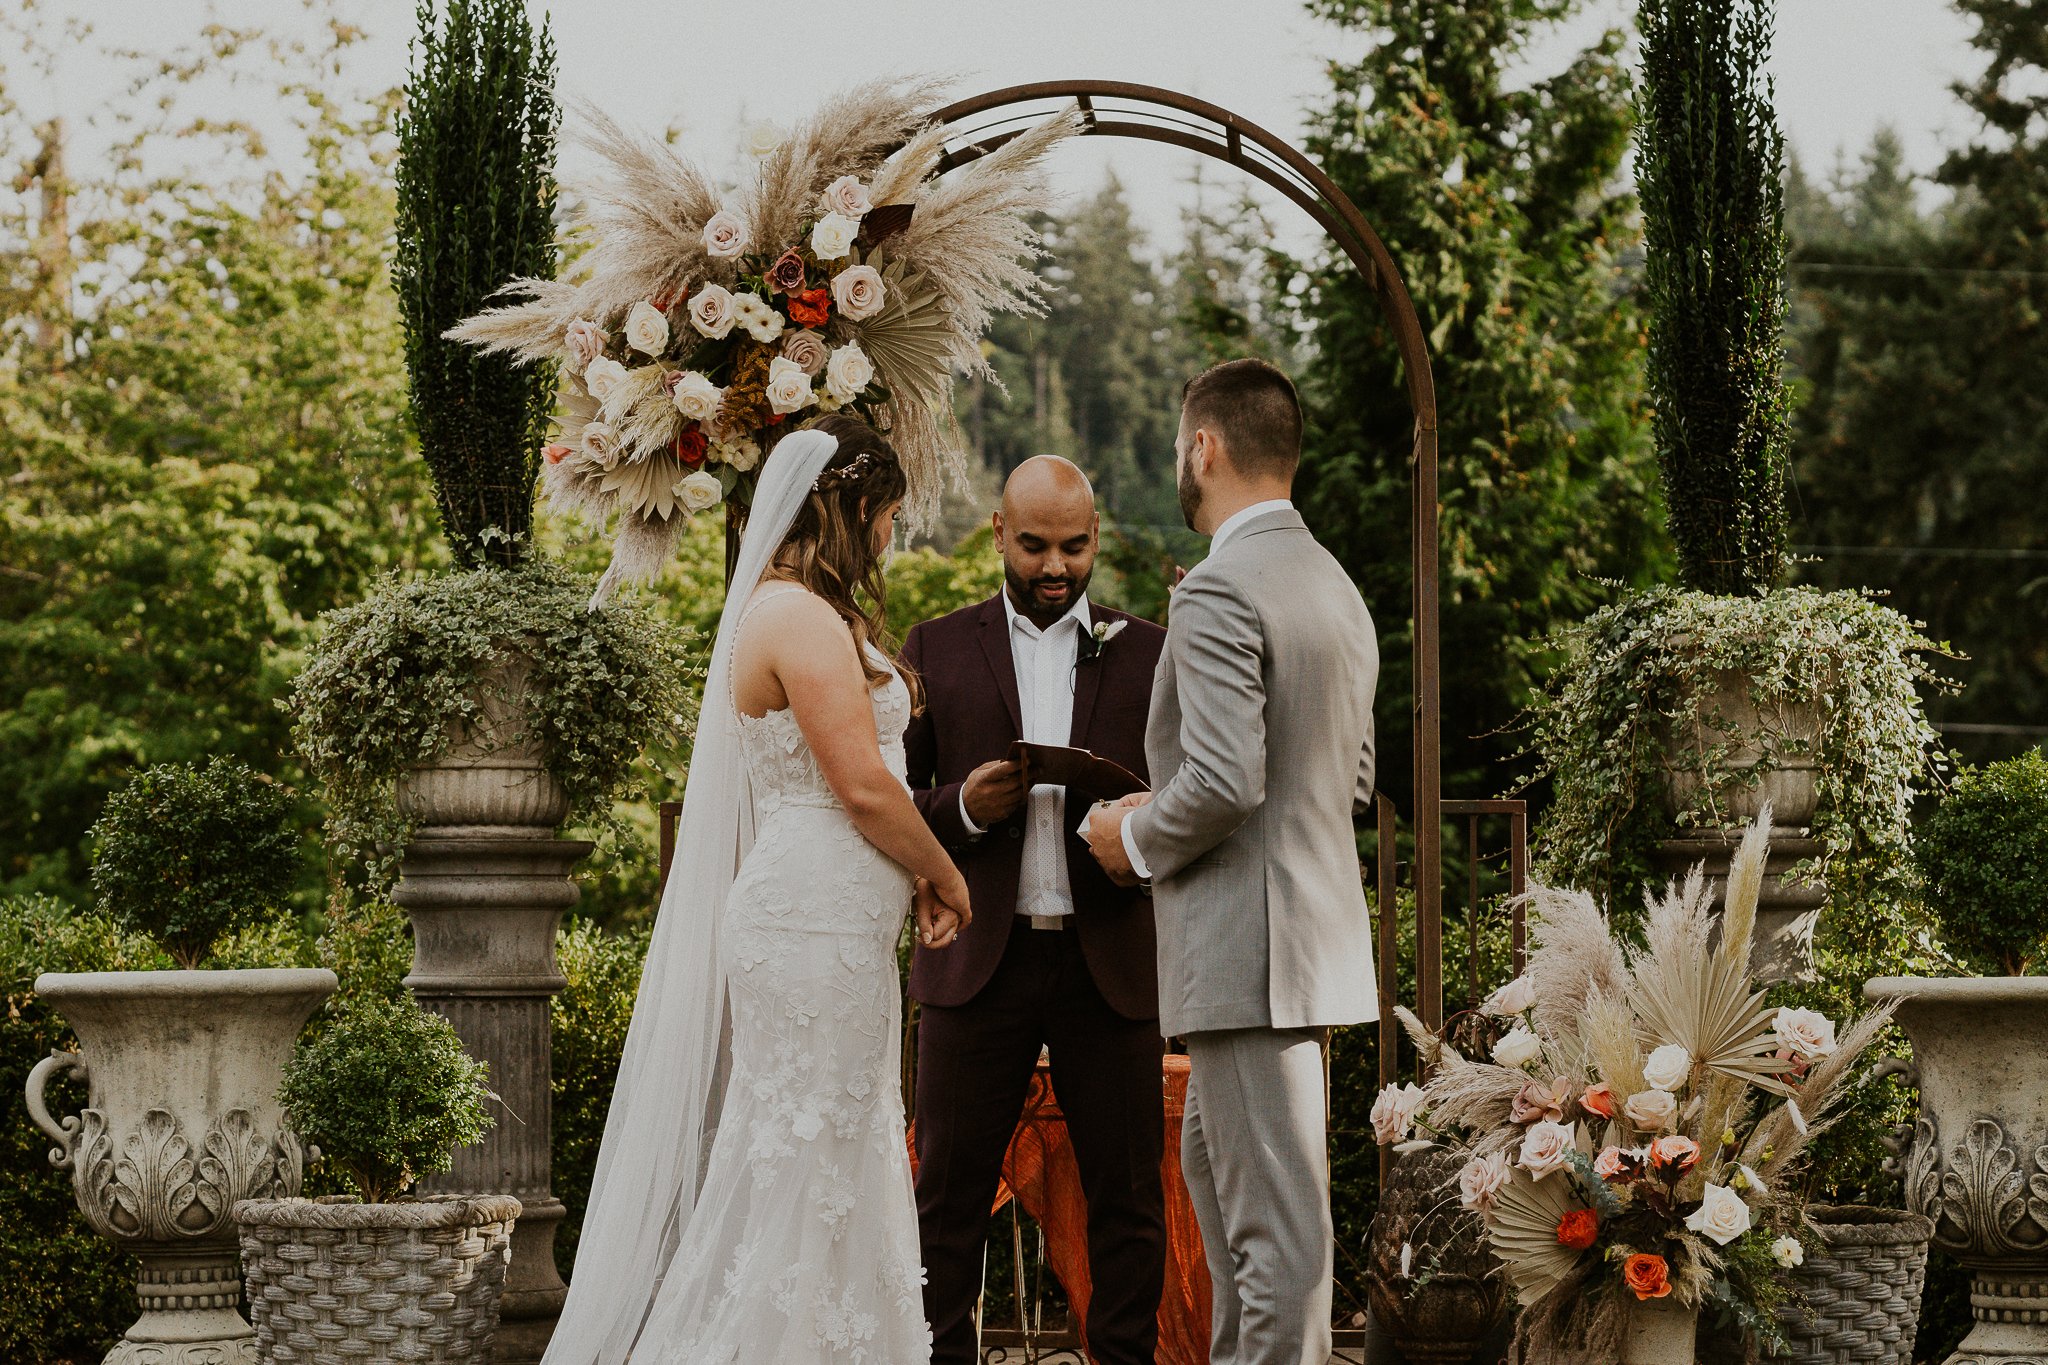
756, 594, 971, 926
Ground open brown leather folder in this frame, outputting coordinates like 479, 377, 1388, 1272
1008, 741, 1150, 802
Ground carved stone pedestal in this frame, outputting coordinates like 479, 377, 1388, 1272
1652, 826, 1822, 984
394, 827, 591, 1365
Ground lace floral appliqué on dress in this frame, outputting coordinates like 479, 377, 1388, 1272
634, 600, 930, 1364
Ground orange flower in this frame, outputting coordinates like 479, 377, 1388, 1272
1579, 1083, 1617, 1120
1648, 1135, 1701, 1180
786, 287, 831, 328
543, 443, 573, 465
1555, 1208, 1599, 1251
1622, 1252, 1672, 1300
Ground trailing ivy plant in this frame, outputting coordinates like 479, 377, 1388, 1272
1637, 0, 1794, 596
393, 0, 560, 568
288, 562, 696, 882
1914, 752, 2048, 975
1525, 586, 1951, 916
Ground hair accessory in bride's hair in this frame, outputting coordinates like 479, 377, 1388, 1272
813, 452, 877, 491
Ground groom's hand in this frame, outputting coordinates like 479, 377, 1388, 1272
1084, 803, 1142, 887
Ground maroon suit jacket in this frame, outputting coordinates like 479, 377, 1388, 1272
902, 594, 1165, 1021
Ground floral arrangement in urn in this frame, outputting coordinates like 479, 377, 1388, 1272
1372, 814, 1893, 1356
452, 78, 1078, 596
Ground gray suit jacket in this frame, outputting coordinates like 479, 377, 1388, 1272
1128, 506, 1379, 1036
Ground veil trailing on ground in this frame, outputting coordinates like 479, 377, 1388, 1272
543, 428, 841, 1365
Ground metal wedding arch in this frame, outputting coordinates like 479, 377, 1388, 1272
925, 82, 1449, 1025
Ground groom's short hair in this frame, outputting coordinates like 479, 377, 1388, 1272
1181, 358, 1303, 479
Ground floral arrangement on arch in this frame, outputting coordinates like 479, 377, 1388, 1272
1371, 814, 1895, 1356
451, 79, 1079, 596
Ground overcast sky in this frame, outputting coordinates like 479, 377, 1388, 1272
6, 0, 1986, 254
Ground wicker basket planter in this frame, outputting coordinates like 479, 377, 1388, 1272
234, 1194, 521, 1363
1774, 1205, 1933, 1365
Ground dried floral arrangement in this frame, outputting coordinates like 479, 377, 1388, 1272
451, 78, 1078, 596
1372, 813, 1895, 1357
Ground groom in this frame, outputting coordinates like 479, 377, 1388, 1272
1086, 358, 1379, 1365
901, 455, 1168, 1365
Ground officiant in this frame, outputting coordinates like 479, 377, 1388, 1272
901, 455, 1169, 1365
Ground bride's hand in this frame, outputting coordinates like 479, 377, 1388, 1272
915, 875, 971, 949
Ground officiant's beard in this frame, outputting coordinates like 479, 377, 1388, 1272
1005, 560, 1093, 626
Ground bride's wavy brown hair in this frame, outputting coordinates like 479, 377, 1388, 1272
767, 413, 922, 709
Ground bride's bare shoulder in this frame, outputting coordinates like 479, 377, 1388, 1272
738, 584, 855, 650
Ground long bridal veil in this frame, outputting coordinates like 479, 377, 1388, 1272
545, 428, 842, 1365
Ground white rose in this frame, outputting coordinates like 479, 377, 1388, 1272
564, 319, 607, 367
702, 209, 747, 259
710, 434, 762, 472
1457, 1152, 1512, 1214
831, 264, 886, 322
580, 421, 621, 468
765, 356, 816, 415
670, 371, 724, 423
1772, 1006, 1838, 1060
741, 120, 783, 158
1683, 1182, 1754, 1246
624, 300, 669, 356
1481, 975, 1536, 1018
822, 174, 873, 220
781, 329, 830, 377
582, 356, 629, 403
1369, 1082, 1428, 1146
675, 470, 724, 514
1642, 1043, 1692, 1092
1771, 1235, 1804, 1269
1622, 1087, 1678, 1132
1517, 1120, 1576, 1180
810, 211, 859, 262
824, 341, 875, 403
1491, 1025, 1543, 1071
687, 284, 737, 340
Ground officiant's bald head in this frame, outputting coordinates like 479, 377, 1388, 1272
995, 456, 1100, 628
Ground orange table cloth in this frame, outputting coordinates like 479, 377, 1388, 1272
911, 1053, 1208, 1365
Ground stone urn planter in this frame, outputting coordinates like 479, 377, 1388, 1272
1620, 1296, 1697, 1365
234, 1194, 520, 1363
1657, 668, 1824, 984
395, 655, 568, 830
1864, 975, 2048, 1365
1364, 1145, 1510, 1363
24, 967, 337, 1365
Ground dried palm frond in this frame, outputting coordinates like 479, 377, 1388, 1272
1626, 818, 1789, 1094
855, 260, 961, 401
894, 104, 1083, 338
1523, 883, 1629, 1043
745, 77, 951, 258
1487, 1170, 1590, 1306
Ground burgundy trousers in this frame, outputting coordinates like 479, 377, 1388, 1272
913, 922, 1167, 1365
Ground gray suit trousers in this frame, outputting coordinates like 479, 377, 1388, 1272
1181, 1028, 1333, 1365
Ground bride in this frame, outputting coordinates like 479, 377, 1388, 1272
546, 415, 971, 1364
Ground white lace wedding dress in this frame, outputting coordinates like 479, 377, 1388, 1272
633, 586, 933, 1364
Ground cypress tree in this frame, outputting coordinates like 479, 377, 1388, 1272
392, 0, 559, 568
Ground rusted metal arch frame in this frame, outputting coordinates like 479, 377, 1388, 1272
924, 81, 1447, 1035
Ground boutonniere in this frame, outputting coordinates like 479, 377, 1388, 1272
1077, 618, 1127, 665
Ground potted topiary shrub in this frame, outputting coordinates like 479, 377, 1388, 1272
23, 757, 336, 1365
235, 994, 516, 1363
1527, 0, 1949, 985
1868, 751, 2048, 1365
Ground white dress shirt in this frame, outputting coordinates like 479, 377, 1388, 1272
1118, 499, 1295, 881
960, 592, 1092, 918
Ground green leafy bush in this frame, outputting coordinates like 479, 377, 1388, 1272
278, 995, 493, 1204
287, 561, 696, 880
1915, 751, 2048, 974
550, 920, 648, 1278
87, 758, 299, 968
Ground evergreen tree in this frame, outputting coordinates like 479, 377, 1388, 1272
392, 0, 559, 568
1787, 4, 2048, 763
1292, 0, 1664, 805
